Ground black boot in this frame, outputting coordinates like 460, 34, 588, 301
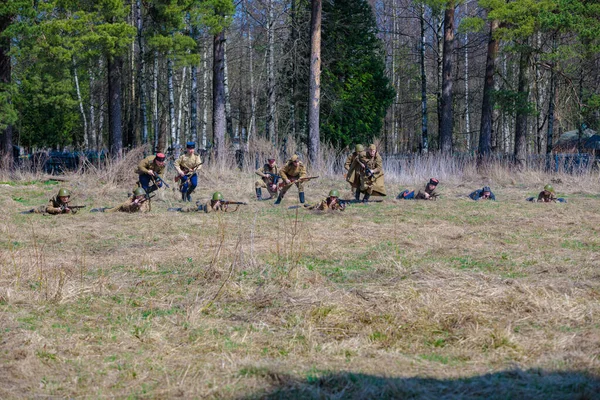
274, 195, 283, 205
181, 191, 186, 201
256, 188, 262, 200
299, 192, 305, 204
363, 193, 370, 203
186, 192, 192, 202
354, 190, 361, 202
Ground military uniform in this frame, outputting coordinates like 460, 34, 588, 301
415, 185, 438, 200
136, 154, 166, 194
32, 195, 70, 214
106, 197, 151, 213
255, 162, 279, 198
355, 147, 386, 198
175, 149, 202, 201
276, 155, 308, 203
345, 146, 365, 192
307, 197, 346, 211
469, 187, 496, 201
537, 190, 557, 203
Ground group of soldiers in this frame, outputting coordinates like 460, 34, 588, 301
21, 142, 568, 215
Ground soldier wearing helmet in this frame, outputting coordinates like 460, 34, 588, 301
352, 144, 386, 202
307, 189, 346, 211
469, 186, 496, 201
168, 192, 246, 213
527, 184, 566, 203
105, 187, 152, 213
135, 153, 167, 194
255, 158, 279, 200
274, 154, 308, 205
345, 144, 365, 201
175, 142, 203, 202
24, 188, 74, 214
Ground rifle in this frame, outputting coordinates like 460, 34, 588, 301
222, 201, 247, 206
152, 174, 170, 189
175, 165, 202, 182
278, 176, 319, 190
61, 204, 87, 214
339, 198, 383, 206
265, 172, 281, 185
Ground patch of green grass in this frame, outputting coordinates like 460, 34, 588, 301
561, 239, 600, 252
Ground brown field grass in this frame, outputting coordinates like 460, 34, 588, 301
0, 152, 599, 399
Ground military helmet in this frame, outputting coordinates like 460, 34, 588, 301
328, 189, 340, 198
212, 192, 224, 201
355, 144, 364, 153
57, 188, 71, 197
544, 184, 555, 193
133, 187, 146, 197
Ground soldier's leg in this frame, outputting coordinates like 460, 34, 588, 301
297, 181, 305, 204
179, 175, 189, 201
139, 174, 158, 194
186, 174, 198, 200
255, 179, 266, 200
275, 183, 291, 204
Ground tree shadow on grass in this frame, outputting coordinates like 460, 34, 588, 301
240, 368, 600, 400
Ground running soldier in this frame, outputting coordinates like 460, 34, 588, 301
175, 142, 203, 202
275, 155, 308, 205
136, 153, 166, 194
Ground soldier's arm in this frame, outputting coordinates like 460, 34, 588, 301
45, 198, 62, 214
344, 154, 353, 171
137, 157, 150, 174
255, 167, 266, 177
299, 164, 307, 179
174, 155, 184, 175
279, 166, 289, 181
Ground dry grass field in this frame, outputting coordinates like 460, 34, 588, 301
1, 154, 599, 399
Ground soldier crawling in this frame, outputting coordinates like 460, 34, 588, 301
254, 157, 279, 200
22, 188, 81, 214
469, 186, 496, 201
306, 190, 346, 211
91, 188, 151, 213
398, 178, 439, 200
527, 184, 566, 203
168, 192, 246, 213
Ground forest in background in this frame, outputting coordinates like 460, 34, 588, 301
0, 0, 599, 167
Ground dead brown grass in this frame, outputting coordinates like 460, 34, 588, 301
0, 152, 599, 398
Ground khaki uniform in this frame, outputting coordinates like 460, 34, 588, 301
355, 153, 386, 196
255, 163, 279, 195
416, 185, 438, 200
307, 197, 346, 211
537, 190, 556, 202
33, 195, 69, 214
279, 160, 308, 196
175, 153, 202, 175
345, 152, 363, 189
107, 197, 151, 213
135, 155, 166, 176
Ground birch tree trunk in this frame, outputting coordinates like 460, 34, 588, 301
177, 66, 188, 145
420, 4, 429, 154
308, 0, 322, 164
247, 26, 256, 145
223, 38, 233, 139
153, 51, 160, 152
72, 57, 88, 148
514, 48, 530, 168
213, 30, 227, 163
201, 44, 208, 149
464, 32, 470, 151
137, 0, 148, 145
89, 67, 97, 151
266, 0, 277, 145
108, 55, 123, 158
440, 0, 455, 154
167, 57, 179, 157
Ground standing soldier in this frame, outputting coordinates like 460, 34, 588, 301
307, 190, 346, 211
354, 144, 386, 202
22, 188, 79, 214
255, 157, 279, 200
275, 154, 308, 205
175, 142, 203, 202
136, 153, 166, 194
345, 144, 365, 202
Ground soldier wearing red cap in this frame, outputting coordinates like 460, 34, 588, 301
136, 153, 166, 194
255, 158, 279, 200
415, 178, 439, 200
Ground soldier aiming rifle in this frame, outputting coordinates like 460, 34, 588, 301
168, 192, 247, 213
21, 188, 86, 215
91, 188, 153, 213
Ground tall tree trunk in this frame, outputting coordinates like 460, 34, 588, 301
177, 66, 188, 145
223, 37, 234, 140
464, 32, 470, 151
108, 55, 123, 158
247, 24, 256, 145
514, 48, 530, 168
191, 61, 198, 143
308, 0, 322, 164
213, 30, 227, 163
267, 0, 277, 145
201, 44, 208, 149
137, 0, 148, 145
440, 0, 455, 154
546, 38, 556, 156
153, 51, 160, 152
167, 57, 178, 157
478, 19, 499, 159
436, 17, 443, 147
420, 4, 429, 154
72, 57, 88, 148
0, 11, 13, 163
89, 67, 97, 151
